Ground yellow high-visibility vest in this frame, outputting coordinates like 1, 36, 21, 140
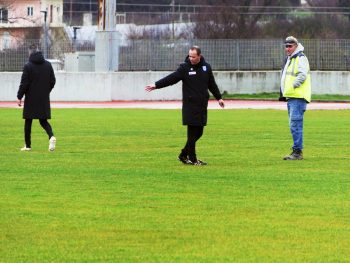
283, 54, 311, 102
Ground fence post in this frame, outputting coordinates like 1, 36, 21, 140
148, 40, 152, 70
236, 40, 240, 70
316, 39, 320, 70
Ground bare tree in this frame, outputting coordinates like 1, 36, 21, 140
338, 0, 350, 22
0, 1, 41, 40
0, 0, 37, 24
120, 0, 350, 40
262, 0, 350, 38
190, 0, 285, 39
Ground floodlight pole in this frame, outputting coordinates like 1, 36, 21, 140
95, 0, 121, 72
171, 0, 175, 40
40, 10, 48, 58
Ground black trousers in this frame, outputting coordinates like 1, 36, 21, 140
24, 119, 54, 148
182, 125, 204, 161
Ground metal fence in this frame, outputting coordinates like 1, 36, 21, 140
2, 39, 350, 71
119, 39, 285, 71
0, 39, 95, 71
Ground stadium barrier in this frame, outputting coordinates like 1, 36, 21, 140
0, 71, 349, 101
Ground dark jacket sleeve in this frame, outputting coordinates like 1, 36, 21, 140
207, 66, 222, 100
155, 65, 183, 89
17, 64, 30, 100
49, 63, 56, 91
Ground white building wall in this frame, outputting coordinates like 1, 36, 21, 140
41, 0, 63, 26
111, 72, 182, 100
50, 73, 112, 101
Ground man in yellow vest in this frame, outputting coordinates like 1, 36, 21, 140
280, 36, 311, 160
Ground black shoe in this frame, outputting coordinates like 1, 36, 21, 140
283, 149, 303, 160
189, 159, 208, 166
178, 154, 190, 164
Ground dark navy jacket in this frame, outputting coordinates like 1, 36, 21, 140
155, 56, 222, 126
17, 52, 56, 119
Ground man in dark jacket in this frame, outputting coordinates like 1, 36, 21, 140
17, 44, 56, 151
145, 46, 224, 165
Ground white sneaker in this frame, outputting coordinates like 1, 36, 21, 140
49, 136, 56, 151
20, 146, 31, 151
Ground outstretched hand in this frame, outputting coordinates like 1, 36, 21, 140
145, 84, 156, 92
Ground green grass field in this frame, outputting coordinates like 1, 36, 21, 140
1, 108, 350, 262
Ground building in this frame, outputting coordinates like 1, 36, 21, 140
0, 0, 63, 49
63, 0, 98, 26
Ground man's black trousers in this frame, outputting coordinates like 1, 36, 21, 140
182, 125, 204, 161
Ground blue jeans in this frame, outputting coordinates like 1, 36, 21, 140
287, 98, 307, 151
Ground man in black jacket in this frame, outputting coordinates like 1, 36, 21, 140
146, 46, 224, 165
17, 44, 56, 152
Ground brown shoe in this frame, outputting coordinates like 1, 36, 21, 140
283, 149, 303, 160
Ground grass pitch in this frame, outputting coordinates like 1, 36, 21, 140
1, 108, 350, 262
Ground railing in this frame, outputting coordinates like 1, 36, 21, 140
1, 39, 350, 71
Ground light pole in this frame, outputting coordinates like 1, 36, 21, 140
69, 0, 73, 25
40, 10, 48, 58
96, 0, 120, 71
73, 26, 80, 51
171, 0, 175, 40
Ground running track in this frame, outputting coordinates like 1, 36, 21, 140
1, 100, 350, 110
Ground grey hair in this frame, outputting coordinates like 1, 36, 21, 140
284, 36, 298, 45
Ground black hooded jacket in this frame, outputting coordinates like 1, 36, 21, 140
155, 56, 222, 126
17, 51, 56, 119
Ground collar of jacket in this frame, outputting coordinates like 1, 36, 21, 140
282, 51, 304, 68
290, 51, 304, 59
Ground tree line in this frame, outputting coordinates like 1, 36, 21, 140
118, 0, 350, 39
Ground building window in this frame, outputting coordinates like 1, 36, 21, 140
2, 31, 10, 49
0, 8, 9, 23
27, 6, 34, 16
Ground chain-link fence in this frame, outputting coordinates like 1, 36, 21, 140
0, 39, 95, 71
2, 39, 350, 71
